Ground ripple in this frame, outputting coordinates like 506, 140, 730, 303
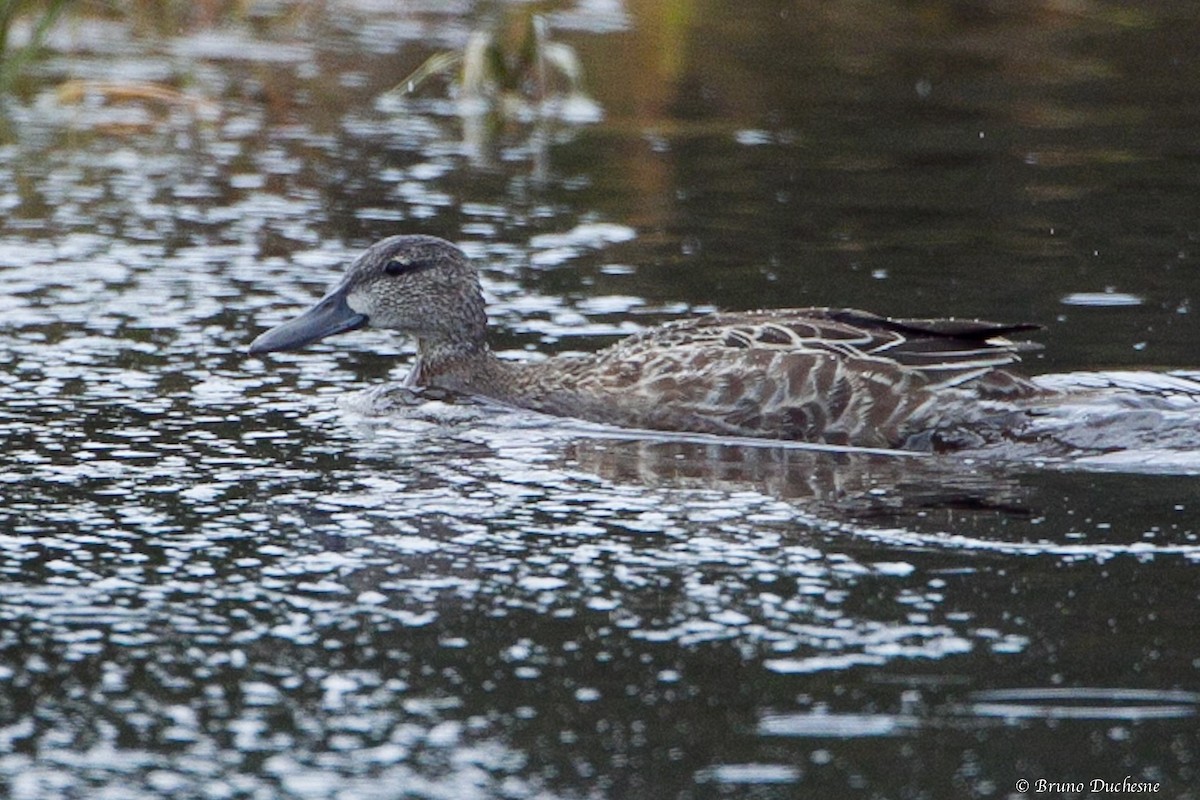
694, 763, 802, 785
758, 712, 911, 738
1060, 291, 1144, 307
963, 688, 1200, 721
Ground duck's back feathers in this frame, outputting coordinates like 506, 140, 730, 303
611, 308, 1041, 391
502, 308, 1046, 448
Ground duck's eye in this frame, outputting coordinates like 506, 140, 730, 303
384, 258, 420, 276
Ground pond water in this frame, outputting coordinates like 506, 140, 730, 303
3, 1, 1200, 798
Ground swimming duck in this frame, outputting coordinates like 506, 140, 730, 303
249, 234, 1053, 450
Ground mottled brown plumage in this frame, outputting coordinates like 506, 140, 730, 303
249, 235, 1050, 450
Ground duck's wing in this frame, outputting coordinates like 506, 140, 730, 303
622, 307, 1041, 391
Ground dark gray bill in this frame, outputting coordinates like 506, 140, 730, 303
248, 283, 368, 354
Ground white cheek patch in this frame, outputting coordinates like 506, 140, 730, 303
347, 284, 402, 329
346, 289, 371, 316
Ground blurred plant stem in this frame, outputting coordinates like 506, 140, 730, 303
388, 7, 588, 109
0, 0, 75, 88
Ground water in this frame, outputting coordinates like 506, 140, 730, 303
3, 2, 1200, 798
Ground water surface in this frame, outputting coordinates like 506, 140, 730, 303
3, 2, 1200, 798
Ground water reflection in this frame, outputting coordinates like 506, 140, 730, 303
560, 436, 1033, 518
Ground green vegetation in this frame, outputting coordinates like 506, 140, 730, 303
0, 0, 75, 88
386, 8, 588, 110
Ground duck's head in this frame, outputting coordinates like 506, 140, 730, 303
248, 235, 486, 355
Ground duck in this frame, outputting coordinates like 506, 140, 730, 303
248, 234, 1059, 451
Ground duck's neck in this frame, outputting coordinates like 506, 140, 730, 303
405, 339, 526, 400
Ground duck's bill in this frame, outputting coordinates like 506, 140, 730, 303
248, 285, 368, 354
